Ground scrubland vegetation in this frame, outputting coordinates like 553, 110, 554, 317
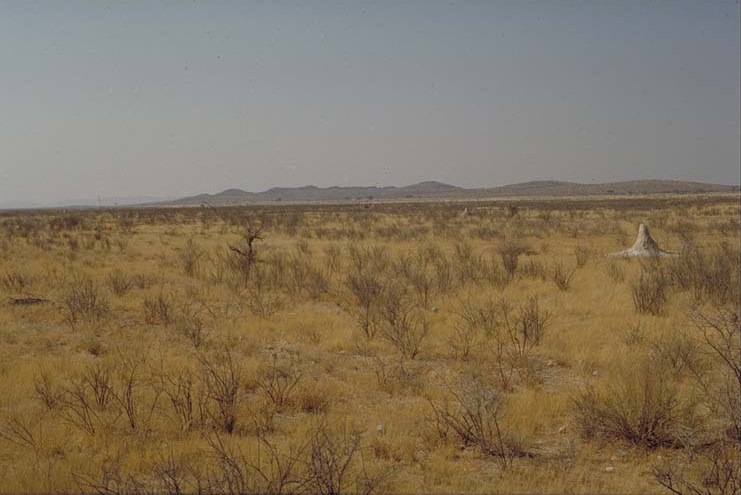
0, 194, 738, 494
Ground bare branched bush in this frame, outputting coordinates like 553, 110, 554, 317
450, 298, 497, 361
378, 282, 429, 359
33, 370, 62, 411
550, 260, 576, 291
519, 259, 547, 281
244, 280, 284, 318
431, 251, 454, 293
453, 242, 480, 285
199, 349, 242, 433
370, 355, 427, 396
56, 362, 120, 435
106, 269, 132, 296
323, 244, 343, 279
458, 296, 552, 390
63, 277, 110, 329
573, 357, 699, 449
631, 263, 669, 315
574, 245, 589, 268
1, 269, 33, 293
228, 221, 264, 282
157, 369, 198, 432
110, 354, 160, 433
498, 241, 528, 280
428, 375, 527, 469
256, 356, 303, 411
303, 420, 385, 495
205, 431, 306, 495
131, 272, 157, 289
501, 295, 552, 362
72, 447, 146, 495
449, 318, 479, 362
175, 308, 205, 348
149, 449, 201, 495
0, 411, 43, 453
604, 258, 626, 283
685, 306, 741, 442
144, 292, 175, 326
653, 440, 740, 495
397, 250, 437, 308
179, 239, 204, 277
667, 243, 740, 305
346, 270, 384, 340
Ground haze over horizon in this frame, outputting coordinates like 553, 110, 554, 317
1, 1, 739, 207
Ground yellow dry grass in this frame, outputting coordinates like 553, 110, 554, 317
0, 194, 738, 494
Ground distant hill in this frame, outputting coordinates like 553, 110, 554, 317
156, 179, 738, 206
474, 179, 739, 197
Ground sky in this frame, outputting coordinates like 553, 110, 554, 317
1, 0, 739, 206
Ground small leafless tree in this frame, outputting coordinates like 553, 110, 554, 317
346, 270, 384, 339
199, 349, 242, 434
206, 431, 307, 495
498, 241, 527, 280
654, 440, 740, 495
550, 260, 577, 291
63, 277, 109, 330
229, 221, 264, 281
428, 376, 526, 470
378, 283, 428, 359
301, 420, 386, 495
256, 356, 303, 411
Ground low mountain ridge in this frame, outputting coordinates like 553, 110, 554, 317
160, 179, 738, 206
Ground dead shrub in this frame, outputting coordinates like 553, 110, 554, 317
33, 370, 62, 411
154, 368, 201, 433
667, 244, 739, 305
228, 221, 264, 282
574, 245, 589, 268
1, 269, 33, 293
302, 419, 390, 495
550, 261, 576, 291
131, 273, 157, 289
56, 362, 118, 435
106, 269, 132, 296
0, 411, 43, 454
519, 259, 546, 281
244, 285, 284, 318
685, 306, 741, 442
573, 357, 699, 449
256, 356, 302, 411
144, 293, 175, 326
458, 296, 552, 390
397, 252, 435, 308
199, 349, 242, 434
377, 282, 429, 359
631, 263, 670, 315
179, 239, 204, 277
346, 269, 384, 340
63, 277, 110, 329
205, 431, 305, 495
498, 241, 528, 280
604, 259, 626, 283
428, 374, 527, 469
175, 310, 204, 348
653, 440, 740, 495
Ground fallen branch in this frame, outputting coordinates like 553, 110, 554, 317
8, 295, 49, 305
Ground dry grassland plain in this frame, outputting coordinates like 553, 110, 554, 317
0, 194, 738, 494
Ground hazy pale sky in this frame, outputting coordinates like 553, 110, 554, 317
1, 0, 739, 205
